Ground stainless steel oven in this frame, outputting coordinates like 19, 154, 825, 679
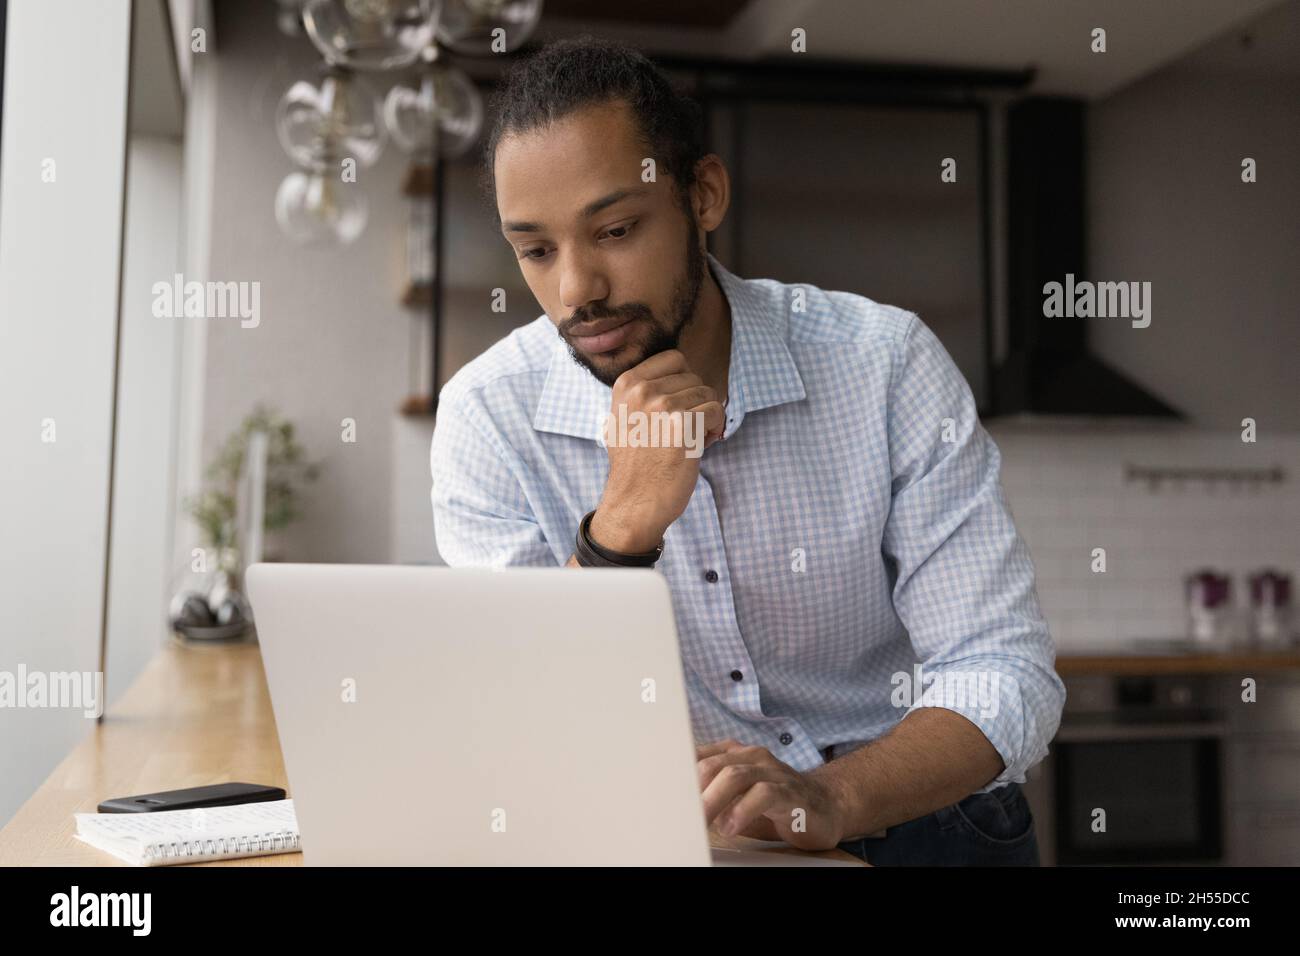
1026, 674, 1226, 865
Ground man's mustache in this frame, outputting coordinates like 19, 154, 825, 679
562, 302, 654, 336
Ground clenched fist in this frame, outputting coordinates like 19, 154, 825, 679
589, 349, 725, 553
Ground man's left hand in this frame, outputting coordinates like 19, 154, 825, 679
696, 739, 849, 850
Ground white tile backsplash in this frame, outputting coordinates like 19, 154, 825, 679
987, 422, 1300, 653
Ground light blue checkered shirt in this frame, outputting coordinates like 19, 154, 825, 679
430, 253, 1065, 792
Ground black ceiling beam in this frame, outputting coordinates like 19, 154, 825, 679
657, 53, 1035, 95
453, 46, 1036, 101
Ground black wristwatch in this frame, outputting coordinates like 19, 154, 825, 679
574, 510, 663, 568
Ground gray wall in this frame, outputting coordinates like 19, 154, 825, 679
1087, 20, 1300, 428
200, 1, 414, 563
203, 3, 544, 568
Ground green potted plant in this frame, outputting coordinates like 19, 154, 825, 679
172, 406, 320, 640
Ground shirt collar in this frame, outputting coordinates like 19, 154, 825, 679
533, 252, 806, 442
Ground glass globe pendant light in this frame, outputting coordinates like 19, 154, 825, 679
276, 66, 387, 171
274, 66, 379, 244
383, 47, 483, 159
436, 0, 542, 56
302, 0, 442, 71
275, 170, 369, 245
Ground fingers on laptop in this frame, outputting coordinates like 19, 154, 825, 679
695, 738, 745, 760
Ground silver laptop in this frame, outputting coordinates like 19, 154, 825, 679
245, 564, 858, 867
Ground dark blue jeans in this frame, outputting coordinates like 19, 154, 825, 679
835, 782, 1041, 866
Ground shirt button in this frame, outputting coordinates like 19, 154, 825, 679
778, 733, 794, 746
704, 569, 718, 583
729, 670, 743, 682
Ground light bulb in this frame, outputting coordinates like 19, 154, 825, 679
436, 0, 541, 56
383, 61, 483, 158
302, 0, 441, 71
275, 171, 369, 244
276, 72, 386, 171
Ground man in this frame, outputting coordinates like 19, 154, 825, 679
430, 36, 1065, 865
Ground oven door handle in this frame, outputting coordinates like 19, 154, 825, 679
1056, 721, 1227, 743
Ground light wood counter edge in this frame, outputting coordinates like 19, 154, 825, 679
1055, 649, 1300, 677
0, 641, 865, 867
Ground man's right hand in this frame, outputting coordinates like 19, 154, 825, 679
589, 349, 725, 553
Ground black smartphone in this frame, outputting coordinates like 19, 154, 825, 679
97, 782, 286, 814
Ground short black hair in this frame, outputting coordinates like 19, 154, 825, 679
481, 35, 705, 215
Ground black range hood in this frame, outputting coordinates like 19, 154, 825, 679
992, 98, 1182, 419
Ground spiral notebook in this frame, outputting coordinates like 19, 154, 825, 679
74, 799, 301, 866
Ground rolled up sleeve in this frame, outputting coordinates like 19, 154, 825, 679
430, 395, 559, 568
881, 316, 1065, 791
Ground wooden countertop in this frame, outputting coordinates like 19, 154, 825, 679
1055, 647, 1300, 677
0, 639, 863, 867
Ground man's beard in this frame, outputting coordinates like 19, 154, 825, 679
559, 216, 706, 388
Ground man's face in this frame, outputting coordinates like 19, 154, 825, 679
494, 100, 705, 387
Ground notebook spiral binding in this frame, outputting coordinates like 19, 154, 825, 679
142, 830, 301, 861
